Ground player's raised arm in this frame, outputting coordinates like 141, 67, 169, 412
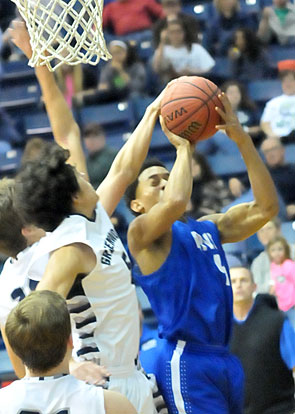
97, 86, 170, 217
128, 117, 192, 253
9, 21, 88, 179
200, 93, 279, 243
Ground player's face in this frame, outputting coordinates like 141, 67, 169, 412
268, 241, 285, 265
230, 267, 256, 303
134, 166, 170, 213
75, 171, 99, 211
257, 221, 280, 246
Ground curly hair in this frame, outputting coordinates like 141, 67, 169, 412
14, 143, 79, 232
0, 178, 27, 257
125, 158, 167, 216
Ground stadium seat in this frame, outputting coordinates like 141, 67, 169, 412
79, 101, 134, 133
285, 144, 295, 164
207, 153, 247, 177
247, 80, 282, 104
0, 82, 41, 110
281, 221, 295, 244
0, 60, 35, 86
0, 149, 22, 176
23, 111, 52, 137
208, 57, 232, 84
267, 45, 295, 69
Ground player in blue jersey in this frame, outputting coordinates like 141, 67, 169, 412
125, 93, 279, 414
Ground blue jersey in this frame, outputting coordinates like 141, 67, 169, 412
132, 219, 233, 346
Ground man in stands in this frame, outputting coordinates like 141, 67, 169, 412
229, 264, 295, 414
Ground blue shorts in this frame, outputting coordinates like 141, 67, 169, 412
153, 339, 244, 414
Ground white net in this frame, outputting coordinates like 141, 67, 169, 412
11, 0, 112, 71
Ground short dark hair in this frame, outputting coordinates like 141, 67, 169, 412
5, 290, 71, 373
0, 178, 27, 257
83, 122, 105, 139
125, 158, 167, 216
278, 70, 295, 81
14, 143, 79, 232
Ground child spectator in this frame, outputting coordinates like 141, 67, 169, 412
55, 63, 83, 108
221, 80, 262, 143
76, 41, 146, 104
153, 19, 215, 86
268, 235, 295, 328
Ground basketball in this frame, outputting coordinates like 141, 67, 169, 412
160, 76, 223, 143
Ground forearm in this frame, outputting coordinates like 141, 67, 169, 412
35, 67, 79, 144
260, 121, 275, 137
162, 142, 192, 208
236, 132, 279, 217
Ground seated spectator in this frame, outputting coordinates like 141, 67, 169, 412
0, 0, 15, 32
267, 235, 295, 328
83, 122, 117, 189
152, 19, 215, 86
258, 0, 295, 46
103, 0, 164, 37
229, 265, 295, 414
203, 0, 257, 56
251, 217, 295, 293
186, 152, 233, 219
153, 0, 200, 48
260, 59, 295, 142
76, 41, 147, 105
0, 107, 22, 147
0, 290, 136, 413
221, 79, 263, 143
55, 63, 83, 108
229, 137, 295, 219
228, 27, 271, 81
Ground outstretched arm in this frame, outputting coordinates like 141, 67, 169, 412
200, 93, 279, 243
9, 21, 88, 178
128, 117, 192, 254
97, 87, 170, 216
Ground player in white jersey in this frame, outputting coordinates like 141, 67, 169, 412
9, 22, 168, 413
0, 290, 136, 414
0, 21, 104, 383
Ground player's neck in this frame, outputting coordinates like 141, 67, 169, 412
233, 299, 254, 321
26, 360, 70, 378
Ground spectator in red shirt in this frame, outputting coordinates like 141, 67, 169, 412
103, 0, 164, 36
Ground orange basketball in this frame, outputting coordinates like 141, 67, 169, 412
160, 76, 223, 143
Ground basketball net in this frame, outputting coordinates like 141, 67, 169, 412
11, 0, 112, 71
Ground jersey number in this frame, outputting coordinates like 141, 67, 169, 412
213, 254, 230, 286
19, 410, 69, 414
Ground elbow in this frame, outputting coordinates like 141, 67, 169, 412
263, 199, 280, 221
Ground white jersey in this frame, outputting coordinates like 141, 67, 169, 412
0, 374, 105, 414
30, 203, 156, 414
0, 243, 48, 327
260, 94, 295, 137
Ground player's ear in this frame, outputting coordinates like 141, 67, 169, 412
130, 199, 144, 214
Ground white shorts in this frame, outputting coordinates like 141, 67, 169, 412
108, 364, 156, 414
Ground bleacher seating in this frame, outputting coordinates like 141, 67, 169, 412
0, 82, 41, 110
247, 80, 282, 105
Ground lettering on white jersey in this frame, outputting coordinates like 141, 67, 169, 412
101, 229, 119, 265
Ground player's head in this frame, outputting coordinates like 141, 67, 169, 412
125, 158, 169, 216
267, 235, 290, 265
0, 178, 27, 257
230, 266, 256, 305
5, 290, 72, 374
14, 142, 98, 232
256, 216, 281, 247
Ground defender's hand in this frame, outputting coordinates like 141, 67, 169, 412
70, 359, 111, 386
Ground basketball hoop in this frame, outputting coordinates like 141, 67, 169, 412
11, 0, 111, 71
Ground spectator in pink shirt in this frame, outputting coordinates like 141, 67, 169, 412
103, 0, 164, 36
268, 235, 295, 329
